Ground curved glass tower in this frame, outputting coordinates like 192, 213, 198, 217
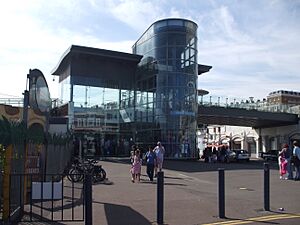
133, 18, 198, 158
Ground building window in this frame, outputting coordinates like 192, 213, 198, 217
96, 118, 101, 127
88, 118, 94, 127
82, 118, 86, 127
77, 118, 82, 127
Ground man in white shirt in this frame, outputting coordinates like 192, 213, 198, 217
154, 141, 165, 177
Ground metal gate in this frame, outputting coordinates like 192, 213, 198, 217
6, 173, 87, 223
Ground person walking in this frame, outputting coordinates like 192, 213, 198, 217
278, 144, 288, 179
145, 146, 157, 181
212, 147, 217, 163
285, 144, 294, 180
154, 141, 165, 177
131, 149, 142, 183
292, 140, 300, 181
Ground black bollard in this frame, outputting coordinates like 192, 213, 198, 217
85, 173, 93, 225
157, 171, 164, 225
218, 168, 225, 218
264, 163, 270, 211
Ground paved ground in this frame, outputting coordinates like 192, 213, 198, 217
18, 158, 300, 225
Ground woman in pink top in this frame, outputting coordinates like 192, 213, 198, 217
278, 144, 288, 179
131, 149, 142, 182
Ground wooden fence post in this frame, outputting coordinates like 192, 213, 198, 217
3, 144, 13, 220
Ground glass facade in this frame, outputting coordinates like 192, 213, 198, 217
133, 19, 198, 158
58, 73, 136, 156
59, 76, 71, 105
56, 18, 199, 158
72, 85, 119, 108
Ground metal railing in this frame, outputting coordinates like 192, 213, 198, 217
6, 173, 85, 223
199, 95, 300, 115
1, 96, 299, 116
0, 98, 23, 107
0, 98, 64, 109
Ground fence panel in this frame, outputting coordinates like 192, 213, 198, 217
9, 174, 85, 223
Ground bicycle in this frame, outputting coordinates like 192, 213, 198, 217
67, 158, 106, 183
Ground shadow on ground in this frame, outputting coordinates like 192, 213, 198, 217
93, 201, 153, 225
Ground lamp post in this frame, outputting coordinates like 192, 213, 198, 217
22, 71, 31, 128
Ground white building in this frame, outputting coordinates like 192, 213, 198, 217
197, 90, 300, 158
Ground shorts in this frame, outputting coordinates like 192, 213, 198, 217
156, 158, 163, 170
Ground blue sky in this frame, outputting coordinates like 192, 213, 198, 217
0, 0, 299, 100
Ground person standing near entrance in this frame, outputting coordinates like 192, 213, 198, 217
292, 140, 300, 181
145, 146, 157, 181
154, 141, 165, 177
278, 144, 288, 179
285, 144, 294, 180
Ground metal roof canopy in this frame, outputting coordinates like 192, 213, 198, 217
198, 105, 299, 128
51, 45, 143, 89
198, 64, 212, 75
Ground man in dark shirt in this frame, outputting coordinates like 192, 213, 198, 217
145, 146, 157, 181
293, 141, 300, 181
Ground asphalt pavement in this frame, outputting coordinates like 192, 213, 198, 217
18, 158, 300, 225
89, 158, 300, 225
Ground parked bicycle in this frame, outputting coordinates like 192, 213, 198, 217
67, 158, 106, 183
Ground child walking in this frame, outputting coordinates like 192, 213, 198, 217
131, 149, 142, 183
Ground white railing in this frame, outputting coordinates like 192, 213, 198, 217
199, 95, 300, 115
0, 98, 23, 107
1, 96, 299, 116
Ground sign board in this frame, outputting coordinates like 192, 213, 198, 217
28, 69, 51, 113
120, 109, 131, 122
32, 182, 62, 200
25, 156, 40, 174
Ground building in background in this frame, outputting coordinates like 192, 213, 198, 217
267, 90, 300, 105
197, 90, 300, 157
52, 18, 211, 158
51, 16, 299, 159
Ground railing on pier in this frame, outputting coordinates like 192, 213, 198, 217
0, 98, 23, 107
199, 95, 300, 115
1, 96, 299, 115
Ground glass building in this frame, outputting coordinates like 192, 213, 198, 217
52, 46, 143, 156
52, 18, 210, 158
132, 18, 198, 158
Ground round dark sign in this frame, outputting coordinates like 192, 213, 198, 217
29, 69, 51, 113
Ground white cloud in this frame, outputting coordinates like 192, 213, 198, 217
0, 0, 135, 98
0, 0, 299, 101
196, 2, 300, 98
90, 0, 166, 32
